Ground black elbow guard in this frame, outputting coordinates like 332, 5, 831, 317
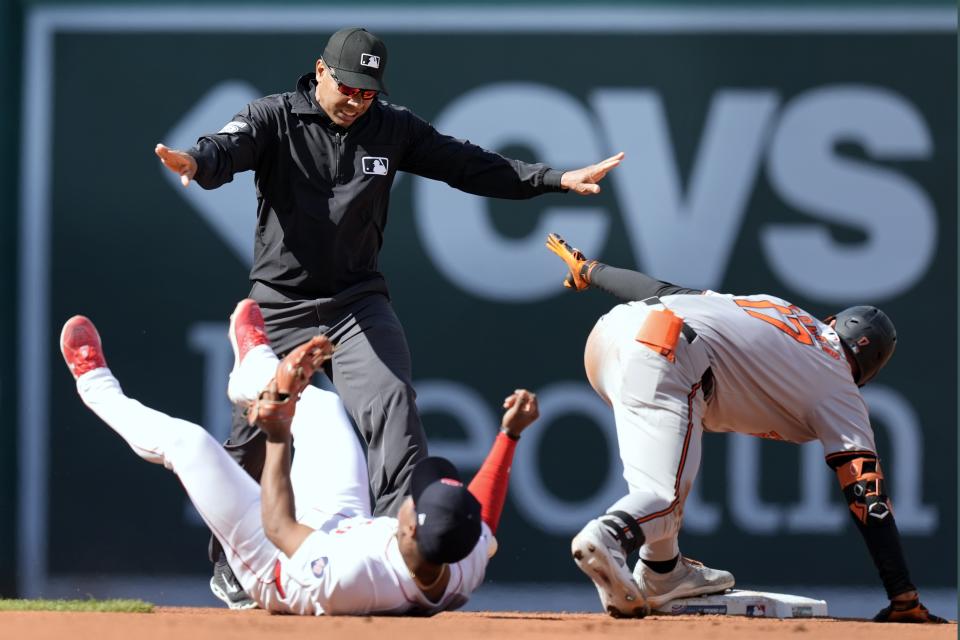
833, 454, 892, 526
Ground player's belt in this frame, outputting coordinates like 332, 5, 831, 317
641, 296, 714, 402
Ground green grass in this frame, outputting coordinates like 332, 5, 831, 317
0, 598, 154, 612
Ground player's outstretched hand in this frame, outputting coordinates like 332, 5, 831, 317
154, 143, 198, 187
873, 597, 948, 623
559, 152, 624, 195
501, 389, 539, 437
546, 233, 596, 290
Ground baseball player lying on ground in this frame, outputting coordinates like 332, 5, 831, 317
545, 234, 945, 623
60, 300, 539, 615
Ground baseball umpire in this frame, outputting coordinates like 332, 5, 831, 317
60, 302, 540, 615
154, 27, 621, 607
545, 234, 946, 623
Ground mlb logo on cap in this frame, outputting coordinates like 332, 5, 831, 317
322, 27, 389, 94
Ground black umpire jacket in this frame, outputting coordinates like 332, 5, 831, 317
188, 73, 566, 303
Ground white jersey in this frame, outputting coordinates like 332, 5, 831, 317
274, 515, 492, 616
663, 292, 876, 454
73, 337, 492, 618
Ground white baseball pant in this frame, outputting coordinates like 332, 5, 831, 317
74, 345, 370, 610
587, 301, 712, 562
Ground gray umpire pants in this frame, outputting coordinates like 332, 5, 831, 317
210, 283, 428, 563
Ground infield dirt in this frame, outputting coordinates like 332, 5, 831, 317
1, 608, 956, 640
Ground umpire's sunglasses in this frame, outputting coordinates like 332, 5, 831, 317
324, 62, 379, 101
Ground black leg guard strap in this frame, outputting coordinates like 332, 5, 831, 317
602, 510, 646, 555
641, 555, 680, 574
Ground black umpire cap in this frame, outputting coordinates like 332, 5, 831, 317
322, 27, 389, 94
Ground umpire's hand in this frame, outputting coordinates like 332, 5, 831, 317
560, 152, 625, 195
501, 389, 539, 437
155, 143, 198, 187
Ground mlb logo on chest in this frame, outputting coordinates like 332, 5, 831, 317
362, 157, 389, 175
360, 53, 380, 69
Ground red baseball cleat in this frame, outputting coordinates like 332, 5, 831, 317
60, 315, 107, 379
229, 299, 270, 368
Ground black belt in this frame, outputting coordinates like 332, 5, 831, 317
641, 297, 714, 401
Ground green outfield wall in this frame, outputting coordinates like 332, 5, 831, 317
5, 2, 956, 600
1, 0, 23, 600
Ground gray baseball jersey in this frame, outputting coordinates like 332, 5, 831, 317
663, 292, 876, 454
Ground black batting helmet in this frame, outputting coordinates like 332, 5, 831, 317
830, 306, 897, 386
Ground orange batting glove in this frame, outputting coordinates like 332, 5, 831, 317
545, 233, 598, 291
